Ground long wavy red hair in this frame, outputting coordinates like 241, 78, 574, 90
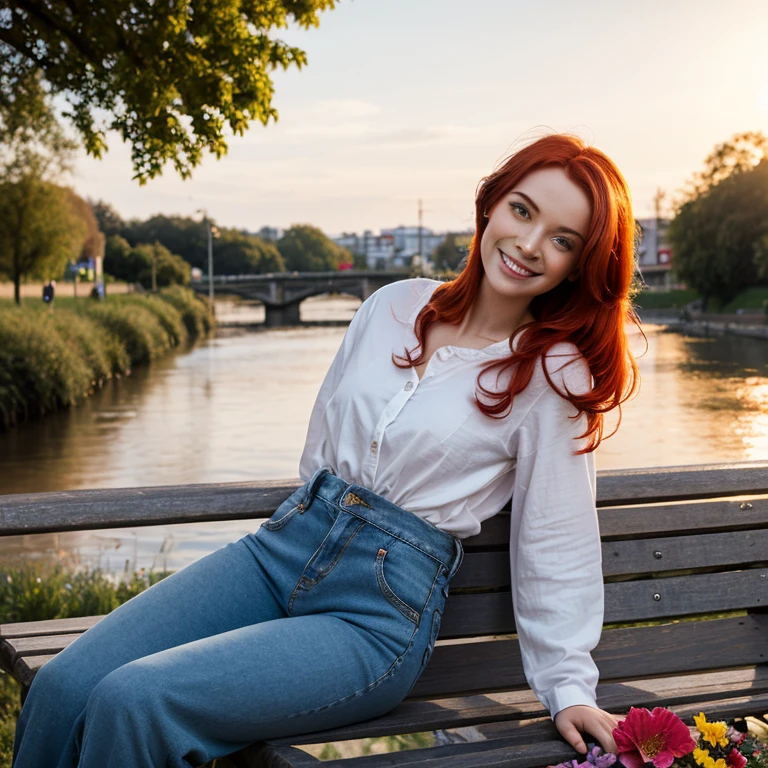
393, 133, 645, 454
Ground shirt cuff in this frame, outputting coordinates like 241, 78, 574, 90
541, 683, 599, 720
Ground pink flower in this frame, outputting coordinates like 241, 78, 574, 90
613, 707, 697, 768
726, 727, 746, 746
726, 748, 747, 768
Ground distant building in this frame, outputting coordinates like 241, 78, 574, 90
635, 217, 682, 290
335, 231, 395, 269
380, 226, 445, 267
256, 226, 283, 243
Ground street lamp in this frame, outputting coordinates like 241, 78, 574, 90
196, 209, 219, 312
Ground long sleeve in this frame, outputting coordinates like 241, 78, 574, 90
508, 354, 603, 719
298, 294, 375, 481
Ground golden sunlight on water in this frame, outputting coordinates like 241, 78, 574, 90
0, 296, 766, 572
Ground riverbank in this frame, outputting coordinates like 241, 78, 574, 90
0, 287, 214, 432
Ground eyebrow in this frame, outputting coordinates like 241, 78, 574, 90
511, 191, 586, 242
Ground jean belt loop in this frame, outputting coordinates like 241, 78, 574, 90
303, 465, 333, 507
446, 536, 464, 581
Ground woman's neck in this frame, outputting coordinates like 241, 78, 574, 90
454, 277, 535, 344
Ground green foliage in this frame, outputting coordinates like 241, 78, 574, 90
83, 302, 172, 365
277, 224, 351, 272
0, 289, 212, 430
668, 132, 768, 309
432, 233, 466, 271
113, 213, 283, 276
0, 672, 20, 768
1, 1, 338, 182
0, 71, 86, 303
633, 289, 700, 310
0, 308, 94, 425
0, 181, 89, 303
157, 285, 214, 339
213, 228, 285, 274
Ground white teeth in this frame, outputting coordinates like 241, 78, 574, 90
500, 250, 537, 277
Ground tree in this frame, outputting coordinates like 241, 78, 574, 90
103, 236, 190, 287
213, 229, 284, 274
432, 234, 465, 271
1, 1, 338, 183
134, 242, 190, 289
0, 71, 87, 301
0, 181, 88, 299
89, 199, 125, 238
668, 133, 768, 309
277, 224, 351, 272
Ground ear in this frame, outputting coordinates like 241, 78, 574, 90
567, 271, 579, 282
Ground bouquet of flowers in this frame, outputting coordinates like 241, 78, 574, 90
550, 708, 768, 768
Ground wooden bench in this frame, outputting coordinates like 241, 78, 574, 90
2, 462, 768, 767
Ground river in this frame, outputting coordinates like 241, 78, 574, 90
1, 294, 766, 575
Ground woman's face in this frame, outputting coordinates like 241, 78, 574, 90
479, 166, 592, 305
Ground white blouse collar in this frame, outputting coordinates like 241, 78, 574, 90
405, 281, 526, 361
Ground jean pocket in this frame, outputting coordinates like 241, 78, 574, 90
374, 540, 440, 627
262, 488, 306, 531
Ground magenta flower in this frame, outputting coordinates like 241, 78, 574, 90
613, 707, 697, 768
726, 748, 747, 768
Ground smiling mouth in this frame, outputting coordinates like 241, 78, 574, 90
498, 249, 541, 277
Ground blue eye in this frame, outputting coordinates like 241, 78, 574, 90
554, 237, 574, 250
510, 202, 529, 219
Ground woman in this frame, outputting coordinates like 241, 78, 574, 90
13, 132, 641, 768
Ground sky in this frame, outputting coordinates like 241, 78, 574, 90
66, 0, 768, 237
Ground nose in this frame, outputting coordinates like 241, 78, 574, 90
516, 228, 543, 262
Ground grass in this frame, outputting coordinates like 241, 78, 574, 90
0, 562, 172, 768
0, 287, 214, 431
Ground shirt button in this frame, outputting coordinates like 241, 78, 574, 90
404, 381, 414, 391
370, 440, 378, 454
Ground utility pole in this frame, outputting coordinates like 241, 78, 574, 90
653, 187, 665, 265
207, 218, 214, 309
196, 208, 216, 314
417, 198, 423, 264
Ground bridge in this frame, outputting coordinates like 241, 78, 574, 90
190, 270, 412, 327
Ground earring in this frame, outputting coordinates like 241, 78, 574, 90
482, 210, 488, 219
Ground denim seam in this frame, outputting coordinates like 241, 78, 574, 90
375, 548, 421, 626
261, 504, 300, 531
278, 564, 443, 723
286, 515, 364, 614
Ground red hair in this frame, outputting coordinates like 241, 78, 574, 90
393, 133, 645, 454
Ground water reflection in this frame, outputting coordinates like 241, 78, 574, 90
0, 296, 766, 573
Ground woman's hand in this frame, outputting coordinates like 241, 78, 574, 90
554, 704, 623, 754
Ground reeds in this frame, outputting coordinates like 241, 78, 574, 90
0, 288, 214, 431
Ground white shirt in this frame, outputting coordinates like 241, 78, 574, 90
299, 278, 604, 717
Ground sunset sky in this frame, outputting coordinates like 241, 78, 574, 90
69, 0, 768, 237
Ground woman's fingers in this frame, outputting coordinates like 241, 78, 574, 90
555, 705, 622, 755
557, 717, 588, 754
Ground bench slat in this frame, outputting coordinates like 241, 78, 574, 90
414, 614, 768, 698
276, 666, 768, 746
464, 498, 768, 550
453, 530, 768, 589
441, 569, 768, 637
277, 691, 768, 768
0, 615, 105, 638
3, 463, 767, 537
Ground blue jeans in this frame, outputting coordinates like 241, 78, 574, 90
13, 468, 464, 768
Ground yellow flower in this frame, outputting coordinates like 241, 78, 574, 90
694, 712, 729, 748
693, 749, 727, 768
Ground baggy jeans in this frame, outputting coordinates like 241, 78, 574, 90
13, 468, 464, 768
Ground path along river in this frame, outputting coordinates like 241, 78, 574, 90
1, 295, 766, 575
